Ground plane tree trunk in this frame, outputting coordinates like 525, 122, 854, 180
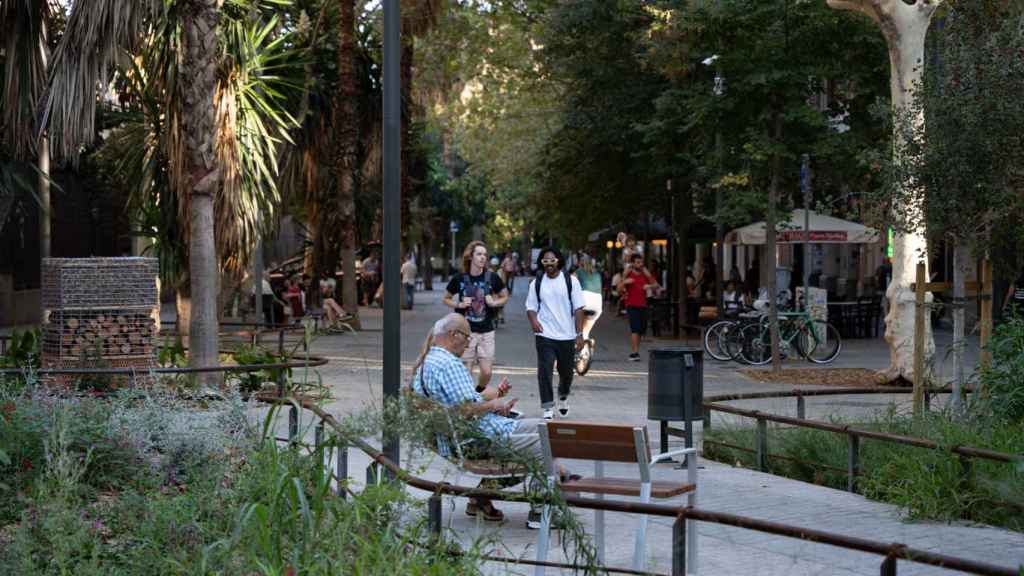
828, 0, 940, 383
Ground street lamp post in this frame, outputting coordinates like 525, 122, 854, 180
382, 0, 401, 470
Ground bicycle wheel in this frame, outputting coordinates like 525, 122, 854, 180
703, 320, 735, 361
721, 321, 749, 362
575, 341, 593, 376
739, 323, 773, 365
798, 320, 842, 364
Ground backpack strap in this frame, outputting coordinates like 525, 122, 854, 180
534, 271, 575, 318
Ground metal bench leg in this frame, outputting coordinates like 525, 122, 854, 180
633, 482, 652, 571
535, 504, 551, 576
595, 460, 605, 565
687, 452, 699, 574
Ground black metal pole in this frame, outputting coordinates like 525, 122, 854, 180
382, 0, 401, 472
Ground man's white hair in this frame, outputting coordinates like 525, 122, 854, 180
432, 313, 465, 336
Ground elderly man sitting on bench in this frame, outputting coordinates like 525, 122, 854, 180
411, 313, 570, 524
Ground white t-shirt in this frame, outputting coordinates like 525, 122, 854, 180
525, 272, 585, 341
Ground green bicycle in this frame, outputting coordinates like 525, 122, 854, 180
739, 309, 841, 365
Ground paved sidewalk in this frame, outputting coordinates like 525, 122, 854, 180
258, 279, 1024, 575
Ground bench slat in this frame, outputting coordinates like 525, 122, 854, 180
560, 476, 695, 499
546, 421, 646, 463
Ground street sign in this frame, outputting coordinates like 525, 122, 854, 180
450, 221, 459, 233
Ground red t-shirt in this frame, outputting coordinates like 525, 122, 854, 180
622, 270, 650, 308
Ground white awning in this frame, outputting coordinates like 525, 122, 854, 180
724, 209, 879, 245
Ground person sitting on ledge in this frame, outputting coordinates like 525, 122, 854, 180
409, 313, 572, 527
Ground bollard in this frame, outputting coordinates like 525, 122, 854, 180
337, 442, 348, 498
289, 404, 299, 442
958, 453, 973, 491
755, 417, 768, 472
847, 434, 860, 493
428, 494, 443, 541
278, 328, 285, 355
880, 554, 897, 576
672, 514, 686, 576
366, 462, 379, 486
796, 394, 806, 420
702, 410, 711, 431
315, 422, 325, 452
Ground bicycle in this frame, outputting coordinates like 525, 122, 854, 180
739, 309, 841, 365
703, 305, 759, 362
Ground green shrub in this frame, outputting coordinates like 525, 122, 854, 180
980, 312, 1024, 421
704, 408, 1024, 531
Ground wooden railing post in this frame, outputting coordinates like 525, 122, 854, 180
979, 259, 993, 384
913, 262, 927, 415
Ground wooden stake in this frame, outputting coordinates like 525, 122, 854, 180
979, 259, 993, 386
913, 262, 926, 415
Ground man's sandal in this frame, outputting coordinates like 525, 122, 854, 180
466, 498, 504, 521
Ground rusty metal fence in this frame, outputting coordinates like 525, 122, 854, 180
1, 359, 1020, 575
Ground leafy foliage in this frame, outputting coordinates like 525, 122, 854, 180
885, 1, 1024, 262
705, 406, 1024, 530
981, 311, 1024, 421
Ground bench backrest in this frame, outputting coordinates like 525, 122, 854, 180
542, 421, 649, 464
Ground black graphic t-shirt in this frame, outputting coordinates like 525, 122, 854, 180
446, 272, 506, 333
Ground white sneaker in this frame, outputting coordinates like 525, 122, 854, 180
543, 409, 554, 420
557, 398, 570, 418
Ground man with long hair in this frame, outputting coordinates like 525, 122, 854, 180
409, 313, 571, 527
526, 247, 585, 420
443, 241, 509, 391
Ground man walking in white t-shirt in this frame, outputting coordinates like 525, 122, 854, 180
526, 247, 585, 420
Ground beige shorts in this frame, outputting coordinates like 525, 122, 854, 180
462, 330, 495, 365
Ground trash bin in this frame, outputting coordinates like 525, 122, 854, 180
647, 347, 704, 422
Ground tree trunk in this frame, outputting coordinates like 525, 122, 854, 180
951, 241, 968, 410
181, 0, 222, 387
38, 136, 50, 259
767, 111, 782, 373
828, 0, 938, 384
335, 0, 361, 329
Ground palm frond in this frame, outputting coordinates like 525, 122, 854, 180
1, 0, 51, 159
40, 0, 161, 162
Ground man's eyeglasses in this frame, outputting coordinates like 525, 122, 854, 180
452, 330, 470, 340
540, 258, 558, 265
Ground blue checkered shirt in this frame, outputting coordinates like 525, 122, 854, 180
411, 346, 517, 457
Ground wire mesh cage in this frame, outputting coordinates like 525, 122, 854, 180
40, 258, 160, 389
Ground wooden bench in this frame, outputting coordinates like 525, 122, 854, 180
534, 421, 698, 575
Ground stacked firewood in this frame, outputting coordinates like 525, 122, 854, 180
47, 312, 157, 358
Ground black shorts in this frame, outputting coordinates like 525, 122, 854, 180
626, 307, 648, 334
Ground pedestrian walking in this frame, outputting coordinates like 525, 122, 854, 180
400, 254, 417, 310
525, 247, 585, 420
501, 252, 518, 294
620, 253, 659, 361
443, 241, 509, 391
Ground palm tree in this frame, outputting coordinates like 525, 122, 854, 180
38, 0, 297, 381
334, 0, 361, 328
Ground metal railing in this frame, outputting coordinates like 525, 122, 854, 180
1, 358, 1019, 575
698, 387, 1021, 498
282, 396, 1020, 576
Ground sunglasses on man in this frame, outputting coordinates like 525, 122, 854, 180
540, 258, 558, 265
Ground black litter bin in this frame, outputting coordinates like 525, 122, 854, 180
647, 347, 704, 453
